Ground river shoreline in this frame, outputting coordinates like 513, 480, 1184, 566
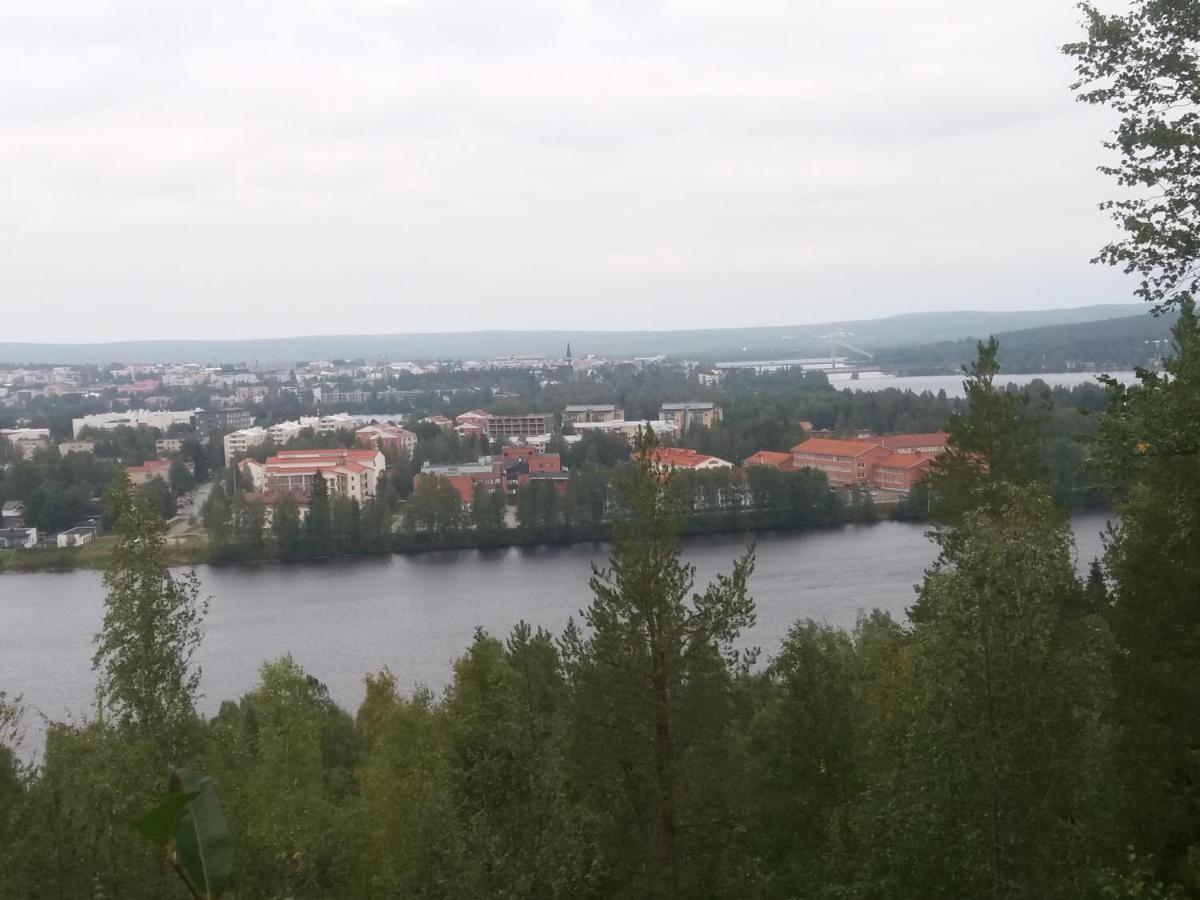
1, 501, 1115, 576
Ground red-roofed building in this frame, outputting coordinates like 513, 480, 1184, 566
415, 462, 505, 505
125, 458, 172, 486
744, 450, 795, 470
257, 448, 386, 504
790, 438, 891, 488
644, 447, 733, 473
357, 423, 417, 457
872, 452, 937, 493
880, 431, 949, 454
501, 446, 562, 474
452, 410, 490, 438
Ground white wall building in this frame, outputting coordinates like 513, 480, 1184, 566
571, 419, 678, 442
72, 410, 197, 439
223, 426, 269, 462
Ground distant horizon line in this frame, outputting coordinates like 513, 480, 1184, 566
5, 302, 1146, 348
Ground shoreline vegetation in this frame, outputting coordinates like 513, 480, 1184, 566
0, 495, 1115, 575
0, 500, 904, 574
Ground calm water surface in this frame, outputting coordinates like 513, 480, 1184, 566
828, 371, 1137, 397
0, 514, 1113, 740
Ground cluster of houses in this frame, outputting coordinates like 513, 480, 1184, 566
222, 415, 412, 462
229, 424, 409, 519
416, 446, 567, 503
0, 501, 97, 550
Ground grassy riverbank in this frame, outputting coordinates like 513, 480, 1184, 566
0, 537, 208, 573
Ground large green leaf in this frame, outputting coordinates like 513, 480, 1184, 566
170, 768, 234, 898
131, 789, 198, 846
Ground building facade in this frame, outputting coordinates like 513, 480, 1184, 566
356, 423, 417, 457
223, 427, 270, 462
73, 410, 197, 438
659, 402, 722, 431
125, 458, 173, 486
790, 438, 891, 488
254, 448, 386, 505
563, 404, 624, 424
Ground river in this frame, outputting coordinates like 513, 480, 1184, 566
0, 513, 1113, 743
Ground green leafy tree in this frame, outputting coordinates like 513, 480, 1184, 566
1066, 2, 1200, 311
93, 487, 207, 753
272, 494, 304, 560
137, 477, 178, 521
404, 474, 465, 538
470, 483, 505, 535
929, 337, 1049, 527
1094, 303, 1200, 885
849, 485, 1114, 900
169, 460, 194, 495
329, 496, 361, 556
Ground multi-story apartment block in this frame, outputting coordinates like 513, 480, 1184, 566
1, 428, 52, 459
72, 410, 197, 439
57, 441, 96, 455
880, 431, 949, 454
790, 438, 890, 488
223, 427, 270, 462
243, 449, 386, 505
787, 434, 945, 493
563, 404, 624, 424
659, 402, 722, 431
196, 408, 254, 434
570, 419, 677, 442
487, 413, 553, 439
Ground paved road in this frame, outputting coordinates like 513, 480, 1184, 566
168, 479, 213, 540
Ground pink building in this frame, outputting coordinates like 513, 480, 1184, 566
356, 423, 417, 457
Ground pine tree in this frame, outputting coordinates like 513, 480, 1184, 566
1095, 302, 1200, 881
303, 472, 332, 557
560, 430, 755, 899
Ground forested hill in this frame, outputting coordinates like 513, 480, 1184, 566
871, 310, 1177, 374
0, 304, 1141, 365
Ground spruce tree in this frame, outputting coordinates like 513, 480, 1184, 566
560, 430, 755, 899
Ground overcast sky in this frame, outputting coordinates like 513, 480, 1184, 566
2, 0, 1132, 343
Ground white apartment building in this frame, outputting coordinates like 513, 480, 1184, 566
223, 426, 269, 462
1, 428, 52, 459
71, 409, 197, 439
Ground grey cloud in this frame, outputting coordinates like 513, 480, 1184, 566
1, 0, 1132, 342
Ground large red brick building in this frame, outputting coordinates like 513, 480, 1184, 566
785, 430, 948, 493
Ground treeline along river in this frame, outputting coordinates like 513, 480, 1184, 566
0, 513, 1111, 749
